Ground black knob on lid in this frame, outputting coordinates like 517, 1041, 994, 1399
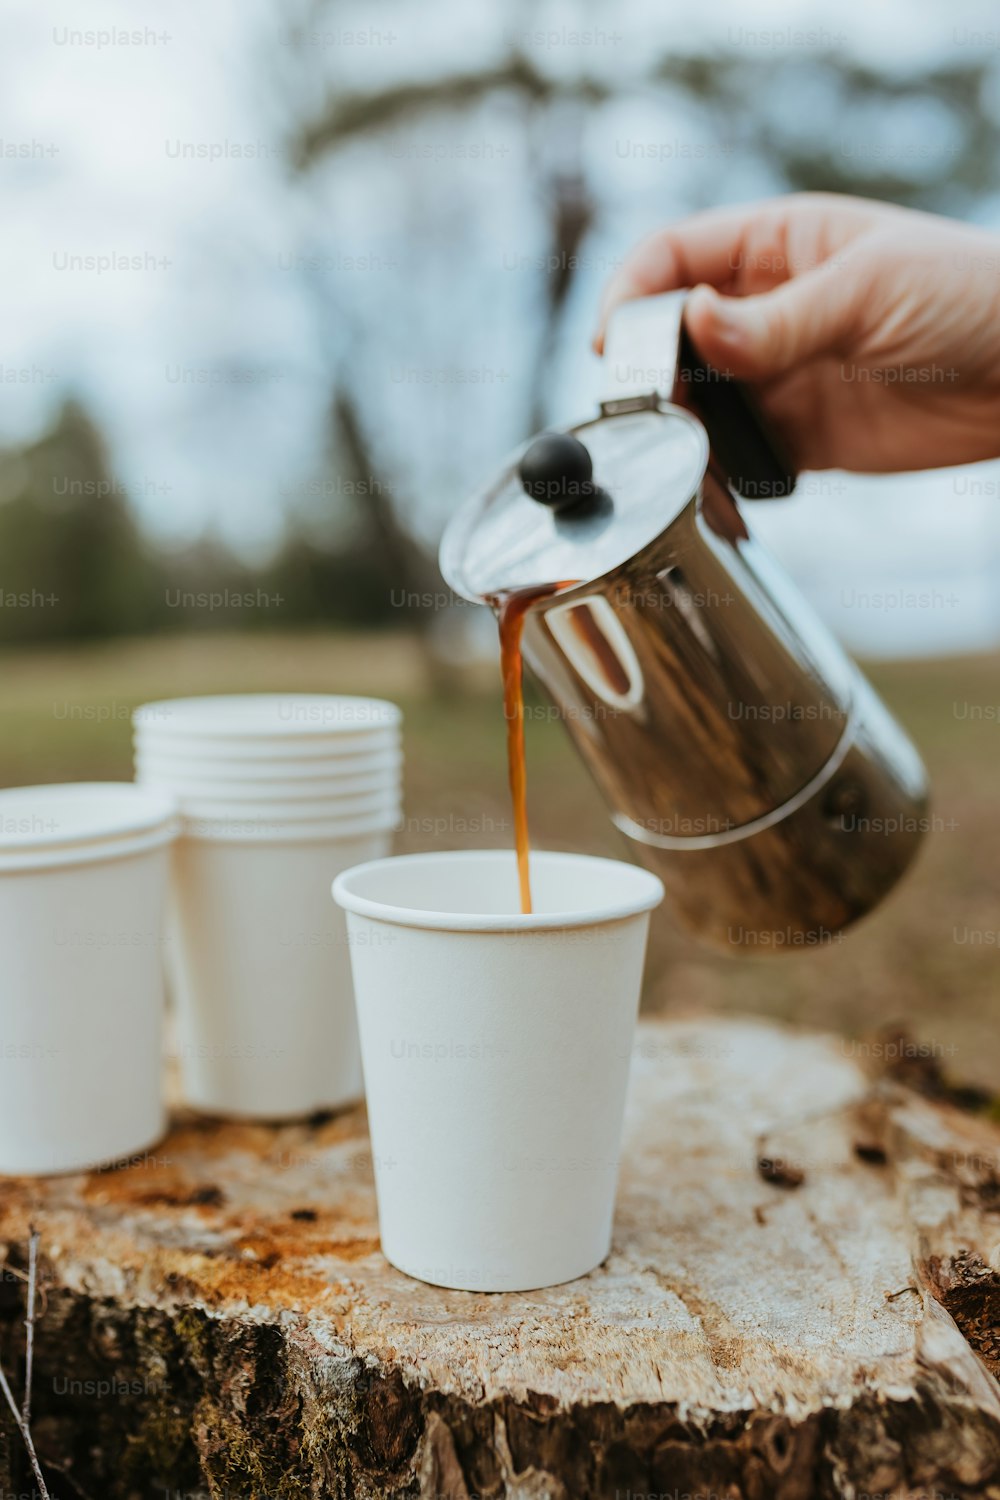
518, 432, 595, 512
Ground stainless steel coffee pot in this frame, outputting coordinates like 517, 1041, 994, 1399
440, 292, 928, 949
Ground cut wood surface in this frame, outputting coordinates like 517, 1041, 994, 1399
1, 1016, 998, 1498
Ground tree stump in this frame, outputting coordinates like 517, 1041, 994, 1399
1, 1016, 998, 1499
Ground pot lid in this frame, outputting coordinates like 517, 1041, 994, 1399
439, 402, 708, 604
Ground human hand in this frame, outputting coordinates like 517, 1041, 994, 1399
595, 193, 1000, 473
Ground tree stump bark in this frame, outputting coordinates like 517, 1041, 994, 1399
1, 1016, 998, 1499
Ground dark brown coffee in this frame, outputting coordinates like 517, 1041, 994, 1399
491, 583, 575, 914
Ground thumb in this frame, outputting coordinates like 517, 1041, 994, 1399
685, 267, 863, 381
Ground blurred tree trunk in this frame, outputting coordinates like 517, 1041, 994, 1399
334, 389, 461, 694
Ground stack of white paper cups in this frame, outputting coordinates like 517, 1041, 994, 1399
0, 782, 178, 1175
133, 695, 402, 1119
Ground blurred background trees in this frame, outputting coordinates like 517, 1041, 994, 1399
3, 11, 1000, 648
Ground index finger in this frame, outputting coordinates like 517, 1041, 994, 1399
593, 203, 762, 353
593, 192, 886, 351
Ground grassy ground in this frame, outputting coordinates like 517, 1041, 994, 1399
3, 630, 997, 1086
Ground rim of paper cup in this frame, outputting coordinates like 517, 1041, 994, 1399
332, 849, 665, 932
0, 782, 178, 853
133, 730, 400, 761
133, 694, 401, 738
182, 810, 400, 843
0, 817, 180, 873
172, 792, 401, 820
131, 762, 401, 786
135, 771, 401, 800
134, 756, 401, 780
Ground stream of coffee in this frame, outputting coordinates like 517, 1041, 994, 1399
492, 583, 575, 915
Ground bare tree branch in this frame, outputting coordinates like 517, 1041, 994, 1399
0, 1355, 52, 1500
22, 1227, 39, 1427
292, 54, 579, 166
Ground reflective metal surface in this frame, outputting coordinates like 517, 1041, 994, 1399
518, 441, 927, 945
440, 295, 929, 949
439, 404, 708, 601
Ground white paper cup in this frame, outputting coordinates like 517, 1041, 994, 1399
333, 849, 664, 1292
168, 830, 391, 1118
0, 784, 177, 1175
